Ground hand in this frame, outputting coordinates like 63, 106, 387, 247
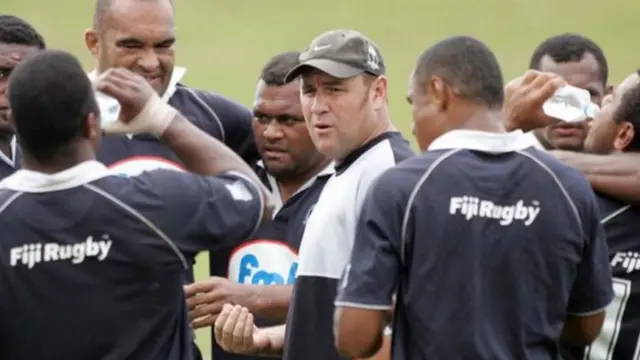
214, 304, 271, 355
184, 277, 258, 329
503, 70, 566, 132
93, 68, 157, 123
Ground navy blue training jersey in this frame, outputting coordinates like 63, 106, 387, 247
210, 161, 333, 360
0, 161, 263, 360
563, 196, 640, 360
336, 130, 614, 360
284, 132, 414, 360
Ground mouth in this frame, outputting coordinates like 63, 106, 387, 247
141, 75, 163, 87
552, 123, 583, 137
262, 146, 288, 157
0, 106, 9, 123
314, 124, 332, 132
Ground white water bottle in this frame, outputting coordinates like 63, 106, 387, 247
542, 85, 599, 123
95, 91, 121, 129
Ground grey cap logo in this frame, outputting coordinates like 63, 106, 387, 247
366, 44, 380, 71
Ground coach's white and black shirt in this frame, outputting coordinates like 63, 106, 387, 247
0, 161, 264, 360
282, 132, 414, 360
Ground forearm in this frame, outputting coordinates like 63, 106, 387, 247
555, 151, 640, 203
248, 285, 292, 321
160, 115, 261, 183
258, 325, 286, 357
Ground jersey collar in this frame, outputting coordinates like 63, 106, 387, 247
257, 160, 334, 216
0, 160, 110, 193
428, 129, 538, 153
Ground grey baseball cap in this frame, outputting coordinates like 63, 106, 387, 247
284, 29, 386, 83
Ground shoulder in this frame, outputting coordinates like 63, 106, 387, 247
172, 85, 252, 122
521, 148, 594, 198
385, 132, 415, 163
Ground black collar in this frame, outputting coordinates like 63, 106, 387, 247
334, 132, 401, 176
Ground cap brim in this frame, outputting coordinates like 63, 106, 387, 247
283, 59, 363, 83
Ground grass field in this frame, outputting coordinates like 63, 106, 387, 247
4, 0, 638, 357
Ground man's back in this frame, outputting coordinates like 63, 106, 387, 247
385, 134, 612, 359
0, 161, 263, 360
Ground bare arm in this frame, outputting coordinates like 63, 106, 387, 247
250, 285, 293, 321
255, 324, 286, 357
562, 312, 606, 346
553, 150, 640, 204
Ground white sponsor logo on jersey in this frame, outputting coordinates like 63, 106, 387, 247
611, 252, 640, 273
108, 156, 184, 177
10, 234, 112, 269
228, 240, 298, 285
449, 196, 540, 226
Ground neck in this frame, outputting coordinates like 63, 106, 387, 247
22, 143, 95, 174
0, 132, 13, 158
275, 158, 331, 202
457, 107, 505, 133
336, 115, 395, 164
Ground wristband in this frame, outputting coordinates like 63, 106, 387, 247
102, 95, 178, 137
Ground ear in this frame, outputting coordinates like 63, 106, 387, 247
85, 112, 101, 140
428, 76, 448, 112
614, 122, 635, 151
371, 75, 388, 110
85, 28, 100, 57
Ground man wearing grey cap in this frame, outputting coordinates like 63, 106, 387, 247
213, 29, 413, 360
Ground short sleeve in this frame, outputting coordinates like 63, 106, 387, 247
198, 91, 259, 165
567, 191, 614, 315
131, 170, 264, 256
335, 170, 403, 310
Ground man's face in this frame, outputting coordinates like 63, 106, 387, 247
535, 53, 605, 151
253, 79, 326, 178
410, 76, 449, 152
584, 73, 639, 154
85, 0, 176, 96
300, 70, 384, 161
0, 43, 39, 134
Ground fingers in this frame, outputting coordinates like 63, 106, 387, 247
213, 304, 256, 354
232, 308, 249, 350
214, 304, 232, 348
188, 301, 224, 322
243, 313, 255, 349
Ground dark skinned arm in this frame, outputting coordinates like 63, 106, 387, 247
552, 150, 640, 204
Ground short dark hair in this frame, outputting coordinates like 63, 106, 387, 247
614, 70, 640, 151
0, 15, 46, 49
260, 51, 301, 86
8, 50, 98, 162
414, 36, 504, 108
529, 33, 608, 85
93, 0, 173, 30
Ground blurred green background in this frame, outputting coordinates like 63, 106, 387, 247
4, 0, 637, 357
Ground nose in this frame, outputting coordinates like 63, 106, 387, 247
310, 92, 329, 115
137, 50, 161, 72
263, 119, 284, 140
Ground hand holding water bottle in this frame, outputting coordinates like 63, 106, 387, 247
504, 70, 566, 132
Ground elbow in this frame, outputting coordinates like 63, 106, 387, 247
562, 312, 606, 346
334, 322, 381, 359
335, 335, 381, 359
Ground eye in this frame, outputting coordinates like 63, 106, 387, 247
0, 68, 12, 80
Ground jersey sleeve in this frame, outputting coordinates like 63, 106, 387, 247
130, 170, 264, 256
198, 91, 259, 165
335, 170, 403, 310
567, 190, 614, 315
